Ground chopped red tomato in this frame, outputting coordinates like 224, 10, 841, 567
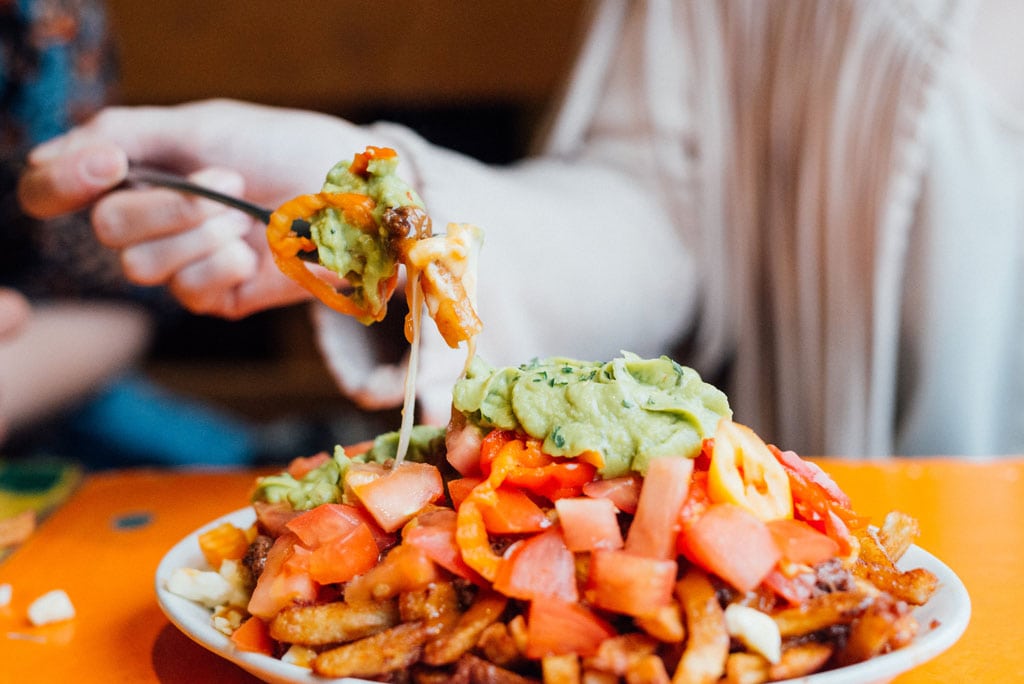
252, 500, 302, 538
286, 451, 331, 479
770, 446, 851, 508
585, 548, 677, 618
624, 456, 693, 560
349, 461, 444, 532
681, 502, 781, 593
229, 616, 274, 656
767, 518, 841, 566
525, 597, 616, 659
247, 532, 317, 620
446, 476, 482, 509
678, 470, 712, 528
554, 496, 623, 552
402, 509, 483, 583
283, 503, 381, 584
763, 567, 818, 606
493, 527, 578, 603
582, 473, 642, 514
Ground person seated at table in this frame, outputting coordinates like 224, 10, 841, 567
0, 0, 259, 467
16, 0, 1024, 458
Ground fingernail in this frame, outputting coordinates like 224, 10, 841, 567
81, 148, 126, 185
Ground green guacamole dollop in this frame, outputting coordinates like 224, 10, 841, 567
252, 425, 445, 511
452, 352, 731, 478
311, 153, 423, 322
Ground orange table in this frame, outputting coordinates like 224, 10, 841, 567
0, 458, 1021, 682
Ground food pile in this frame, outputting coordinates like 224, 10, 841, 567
166, 354, 939, 684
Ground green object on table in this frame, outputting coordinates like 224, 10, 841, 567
0, 457, 82, 560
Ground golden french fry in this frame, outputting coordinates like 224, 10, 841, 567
625, 653, 671, 684
268, 598, 399, 646
834, 594, 918, 666
542, 653, 581, 684
876, 511, 919, 562
454, 653, 545, 684
313, 620, 429, 678
767, 642, 834, 680
723, 652, 769, 684
672, 567, 730, 684
770, 590, 869, 638
422, 589, 508, 665
583, 633, 660, 676
477, 620, 525, 667
399, 581, 461, 637
636, 601, 686, 643
582, 671, 619, 684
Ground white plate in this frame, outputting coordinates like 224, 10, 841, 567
156, 508, 971, 684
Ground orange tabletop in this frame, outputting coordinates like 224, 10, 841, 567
0, 458, 1021, 682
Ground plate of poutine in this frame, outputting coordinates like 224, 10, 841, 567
155, 462, 970, 683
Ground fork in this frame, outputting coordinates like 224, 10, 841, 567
123, 165, 313, 240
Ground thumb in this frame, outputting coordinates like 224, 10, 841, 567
18, 142, 128, 219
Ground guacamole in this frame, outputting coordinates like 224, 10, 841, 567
311, 152, 424, 321
252, 425, 446, 511
452, 352, 731, 478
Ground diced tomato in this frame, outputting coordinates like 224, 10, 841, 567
285, 503, 366, 547
763, 567, 818, 606
229, 616, 274, 656
445, 416, 485, 476
350, 461, 444, 532
582, 474, 642, 514
767, 518, 841, 566
525, 597, 616, 659
342, 461, 388, 502
708, 420, 792, 521
770, 446, 851, 508
446, 476, 483, 509
678, 470, 712, 528
493, 527, 578, 603
585, 548, 677, 618
403, 508, 484, 583
252, 500, 302, 538
286, 451, 331, 479
554, 497, 623, 552
343, 543, 439, 603
308, 524, 379, 584
476, 486, 551, 534
247, 532, 317, 620
624, 456, 693, 560
681, 502, 781, 593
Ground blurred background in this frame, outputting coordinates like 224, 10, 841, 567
102, 1, 587, 458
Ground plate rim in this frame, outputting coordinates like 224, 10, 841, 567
155, 507, 971, 684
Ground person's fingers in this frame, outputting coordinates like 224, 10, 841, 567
17, 143, 128, 219
92, 166, 247, 248
120, 211, 252, 285
168, 241, 259, 318
0, 289, 30, 339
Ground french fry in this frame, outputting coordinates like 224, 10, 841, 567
635, 601, 686, 643
269, 598, 399, 646
477, 620, 525, 667
583, 632, 660, 677
542, 653, 581, 684
876, 511, 920, 562
672, 568, 730, 684
313, 620, 428, 678
454, 653, 545, 684
625, 653, 671, 684
399, 580, 462, 637
422, 589, 508, 665
767, 642, 834, 680
834, 593, 917, 666
770, 590, 869, 638
723, 652, 769, 684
